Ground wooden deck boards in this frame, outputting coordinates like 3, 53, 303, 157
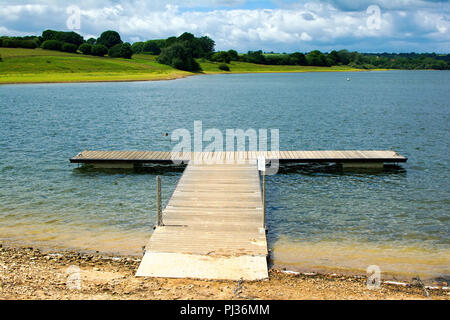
70, 150, 407, 164
136, 160, 268, 280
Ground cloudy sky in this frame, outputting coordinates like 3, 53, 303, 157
0, 0, 449, 53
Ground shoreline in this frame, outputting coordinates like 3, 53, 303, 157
2, 235, 447, 287
0, 242, 448, 300
0, 68, 388, 86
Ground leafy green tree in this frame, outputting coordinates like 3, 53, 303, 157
97, 31, 122, 49
41, 30, 83, 47
131, 42, 144, 54
337, 49, 350, 65
327, 50, 339, 65
143, 40, 163, 54
265, 54, 296, 65
306, 50, 327, 66
108, 43, 122, 57
211, 51, 230, 63
91, 44, 108, 56
290, 52, 307, 65
78, 43, 92, 55
177, 32, 195, 42
198, 36, 215, 58
174, 33, 214, 58
164, 36, 178, 47
157, 42, 201, 72
42, 30, 57, 42
108, 43, 132, 58
86, 38, 96, 45
119, 42, 133, 59
56, 32, 84, 47
242, 50, 266, 64
227, 49, 239, 61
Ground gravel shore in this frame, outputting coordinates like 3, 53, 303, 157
0, 243, 448, 300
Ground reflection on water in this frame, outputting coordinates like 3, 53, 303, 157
277, 163, 407, 175
0, 71, 449, 283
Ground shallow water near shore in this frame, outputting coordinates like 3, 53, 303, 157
0, 71, 449, 283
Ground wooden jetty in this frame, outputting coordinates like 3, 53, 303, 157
70, 149, 407, 280
70, 150, 407, 168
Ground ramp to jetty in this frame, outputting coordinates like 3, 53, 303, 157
136, 160, 268, 280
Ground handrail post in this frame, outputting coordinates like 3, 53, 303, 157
262, 171, 266, 230
257, 156, 266, 231
156, 176, 162, 227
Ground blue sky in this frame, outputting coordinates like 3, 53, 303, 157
0, 0, 449, 53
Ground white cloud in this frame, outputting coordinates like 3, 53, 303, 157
0, 0, 448, 52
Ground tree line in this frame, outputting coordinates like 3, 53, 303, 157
0, 30, 132, 58
129, 33, 450, 71
1, 30, 449, 71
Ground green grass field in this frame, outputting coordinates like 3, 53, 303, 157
199, 59, 363, 73
0, 48, 190, 84
0, 48, 371, 84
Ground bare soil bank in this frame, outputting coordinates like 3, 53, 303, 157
0, 244, 448, 300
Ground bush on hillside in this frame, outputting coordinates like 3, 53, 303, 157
142, 40, 165, 55
21, 40, 38, 49
42, 30, 84, 47
210, 51, 231, 63
91, 44, 108, 57
240, 50, 266, 64
119, 43, 133, 59
108, 43, 122, 57
61, 42, 77, 53
0, 38, 38, 49
108, 42, 133, 59
41, 40, 63, 51
78, 43, 92, 55
218, 63, 230, 71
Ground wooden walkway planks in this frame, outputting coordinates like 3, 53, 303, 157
70, 150, 407, 164
136, 160, 268, 280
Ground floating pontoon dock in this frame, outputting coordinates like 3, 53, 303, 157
70, 150, 407, 168
70, 150, 407, 280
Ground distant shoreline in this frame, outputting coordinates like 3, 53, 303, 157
0, 68, 390, 86
0, 47, 392, 85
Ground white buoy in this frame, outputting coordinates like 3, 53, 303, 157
346, 77, 350, 81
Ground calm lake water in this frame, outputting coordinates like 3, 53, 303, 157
0, 71, 449, 282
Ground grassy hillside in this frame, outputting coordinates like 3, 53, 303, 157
0, 48, 190, 84
0, 48, 366, 84
199, 59, 363, 73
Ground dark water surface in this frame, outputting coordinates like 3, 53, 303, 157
0, 71, 448, 281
